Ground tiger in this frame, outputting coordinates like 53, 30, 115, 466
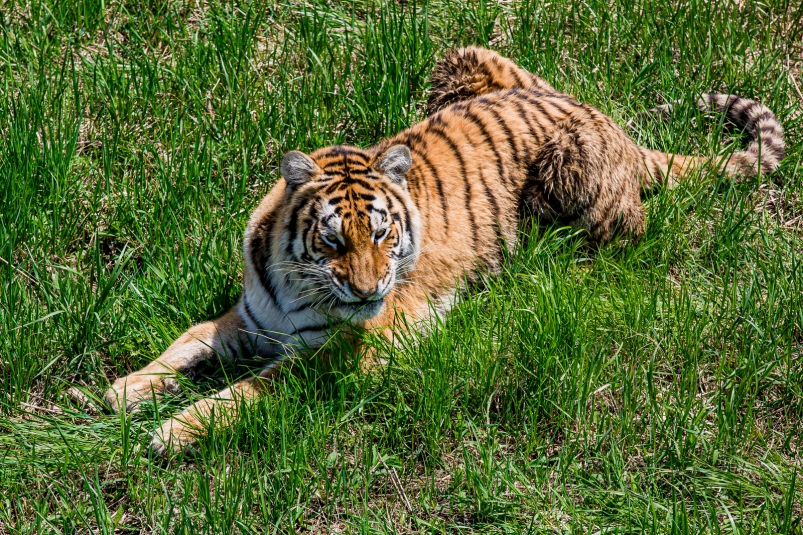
103, 47, 785, 455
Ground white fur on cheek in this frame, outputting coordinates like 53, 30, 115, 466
319, 202, 343, 241
369, 197, 388, 232
378, 261, 397, 296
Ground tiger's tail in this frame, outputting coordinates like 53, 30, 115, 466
634, 93, 785, 190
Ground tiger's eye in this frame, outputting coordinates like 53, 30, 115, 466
321, 233, 341, 248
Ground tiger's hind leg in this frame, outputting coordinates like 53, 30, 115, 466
105, 308, 249, 412
427, 46, 559, 115
523, 107, 646, 244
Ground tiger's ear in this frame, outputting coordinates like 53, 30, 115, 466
375, 144, 413, 186
281, 151, 318, 187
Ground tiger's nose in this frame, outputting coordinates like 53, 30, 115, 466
351, 285, 377, 299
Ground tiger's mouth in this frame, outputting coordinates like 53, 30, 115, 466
331, 295, 385, 319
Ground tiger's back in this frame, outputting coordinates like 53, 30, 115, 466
390, 87, 647, 257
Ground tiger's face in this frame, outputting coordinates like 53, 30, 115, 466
279, 144, 421, 322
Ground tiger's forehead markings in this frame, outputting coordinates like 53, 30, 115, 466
312, 148, 383, 193
323, 158, 369, 174
316, 145, 369, 161
314, 146, 372, 178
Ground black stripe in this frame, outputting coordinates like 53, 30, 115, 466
750, 137, 785, 161
755, 135, 784, 151
399, 157, 422, 201
289, 324, 330, 338
286, 298, 314, 315
318, 146, 369, 162
243, 295, 268, 331
285, 184, 326, 259
756, 123, 783, 136
455, 107, 502, 216
370, 207, 388, 217
473, 96, 493, 108
405, 166, 429, 226
513, 91, 558, 132
384, 190, 410, 247
399, 130, 424, 145
302, 220, 317, 256
752, 110, 779, 125
346, 152, 369, 161
403, 204, 414, 252
723, 96, 749, 123
463, 104, 508, 185
485, 103, 521, 176
409, 143, 448, 233
543, 96, 572, 118
749, 134, 784, 151
515, 90, 576, 117
249, 213, 282, 308
510, 97, 543, 161
338, 176, 376, 189
510, 67, 527, 88
302, 204, 320, 255
346, 153, 370, 164
224, 339, 240, 360
427, 125, 477, 248
476, 165, 500, 224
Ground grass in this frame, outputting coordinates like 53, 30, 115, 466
1, 0, 802, 532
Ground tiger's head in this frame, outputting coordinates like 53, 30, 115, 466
278, 144, 421, 322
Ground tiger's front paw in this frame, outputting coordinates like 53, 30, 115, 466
149, 417, 199, 457
105, 374, 181, 413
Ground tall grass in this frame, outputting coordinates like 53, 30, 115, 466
1, 0, 801, 532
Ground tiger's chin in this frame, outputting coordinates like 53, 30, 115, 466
329, 297, 386, 323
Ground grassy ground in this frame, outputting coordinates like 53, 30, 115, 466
1, 0, 802, 532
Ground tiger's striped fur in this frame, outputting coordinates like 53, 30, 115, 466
427, 46, 559, 115
105, 47, 784, 455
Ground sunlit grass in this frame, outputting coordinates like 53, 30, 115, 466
1, 0, 801, 532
